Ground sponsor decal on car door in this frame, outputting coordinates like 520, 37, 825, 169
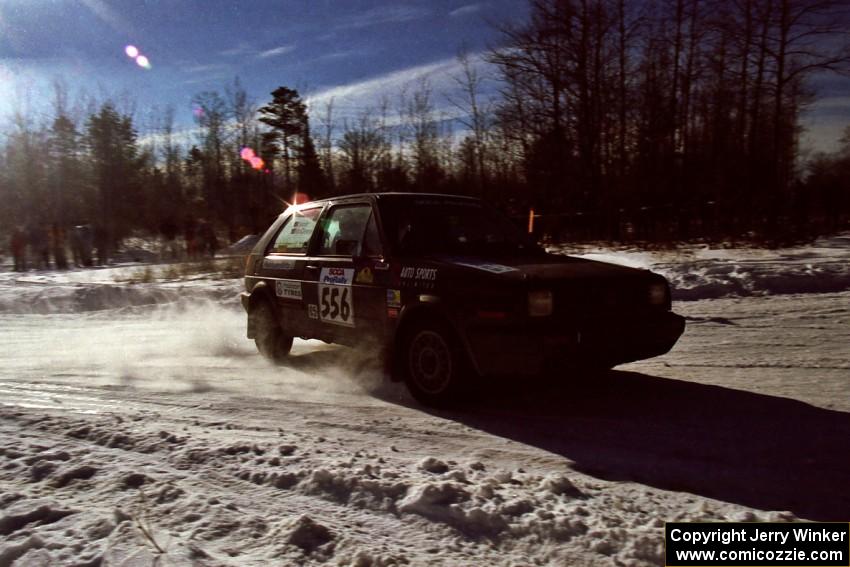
275, 279, 302, 300
318, 267, 355, 326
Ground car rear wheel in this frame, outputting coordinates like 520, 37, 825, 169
253, 301, 293, 363
401, 322, 467, 407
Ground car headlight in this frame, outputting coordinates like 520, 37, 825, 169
648, 281, 668, 306
528, 290, 553, 317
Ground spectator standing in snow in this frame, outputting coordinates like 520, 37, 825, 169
184, 215, 197, 260
160, 217, 180, 260
51, 224, 68, 270
10, 226, 27, 272
93, 225, 108, 265
70, 224, 94, 267
28, 224, 49, 270
198, 220, 219, 258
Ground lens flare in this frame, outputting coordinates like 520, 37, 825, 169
292, 192, 311, 205
125, 45, 139, 58
240, 147, 266, 170
135, 55, 151, 69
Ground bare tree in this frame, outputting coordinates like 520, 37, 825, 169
227, 77, 256, 177
338, 110, 388, 194
316, 97, 336, 192
191, 90, 229, 212
448, 48, 492, 195
403, 78, 442, 190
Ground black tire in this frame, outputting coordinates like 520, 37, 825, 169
400, 321, 468, 407
252, 300, 293, 363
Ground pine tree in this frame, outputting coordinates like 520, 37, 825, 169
258, 87, 307, 195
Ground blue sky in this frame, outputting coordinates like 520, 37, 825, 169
0, 0, 846, 152
0, 0, 521, 133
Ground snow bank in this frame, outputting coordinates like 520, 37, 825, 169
552, 233, 850, 301
0, 278, 242, 315
3, 233, 848, 314
2, 403, 799, 567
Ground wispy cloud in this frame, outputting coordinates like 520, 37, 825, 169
220, 42, 295, 60
336, 5, 430, 31
220, 43, 254, 57
449, 3, 483, 18
257, 45, 296, 59
308, 58, 456, 109
317, 51, 354, 62
307, 47, 374, 64
182, 63, 231, 74
80, 0, 131, 35
306, 52, 495, 122
177, 62, 233, 86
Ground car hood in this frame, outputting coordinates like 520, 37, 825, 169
431, 253, 654, 283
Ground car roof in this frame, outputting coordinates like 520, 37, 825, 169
305, 192, 480, 205
278, 192, 482, 220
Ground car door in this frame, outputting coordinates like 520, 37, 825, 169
301, 202, 388, 345
261, 204, 324, 337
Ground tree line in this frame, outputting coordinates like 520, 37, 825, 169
486, 0, 850, 241
2, 0, 850, 257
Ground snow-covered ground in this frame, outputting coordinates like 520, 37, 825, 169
0, 237, 848, 566
554, 232, 850, 300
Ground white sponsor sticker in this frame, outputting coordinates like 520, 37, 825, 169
275, 279, 302, 300
454, 261, 517, 274
263, 256, 296, 270
308, 304, 319, 319
320, 267, 355, 285
319, 285, 354, 326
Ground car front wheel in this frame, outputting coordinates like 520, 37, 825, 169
402, 323, 467, 407
252, 301, 293, 363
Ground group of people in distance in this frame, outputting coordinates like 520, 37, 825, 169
8, 224, 95, 272
6, 215, 220, 272
159, 215, 219, 261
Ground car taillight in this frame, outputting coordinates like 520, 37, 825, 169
528, 290, 553, 317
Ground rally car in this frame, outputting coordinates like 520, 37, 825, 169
241, 193, 685, 406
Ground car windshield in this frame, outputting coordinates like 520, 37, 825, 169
378, 197, 537, 256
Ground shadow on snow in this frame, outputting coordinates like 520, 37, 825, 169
420, 370, 850, 522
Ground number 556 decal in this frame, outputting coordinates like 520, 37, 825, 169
319, 285, 354, 326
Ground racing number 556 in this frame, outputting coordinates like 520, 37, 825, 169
320, 285, 353, 325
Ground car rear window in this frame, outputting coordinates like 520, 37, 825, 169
269, 206, 322, 254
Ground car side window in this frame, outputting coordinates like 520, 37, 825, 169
317, 205, 375, 256
269, 207, 322, 254
361, 212, 384, 257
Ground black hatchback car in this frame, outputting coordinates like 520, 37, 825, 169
241, 193, 685, 405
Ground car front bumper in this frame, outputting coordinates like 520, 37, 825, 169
463, 311, 686, 376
